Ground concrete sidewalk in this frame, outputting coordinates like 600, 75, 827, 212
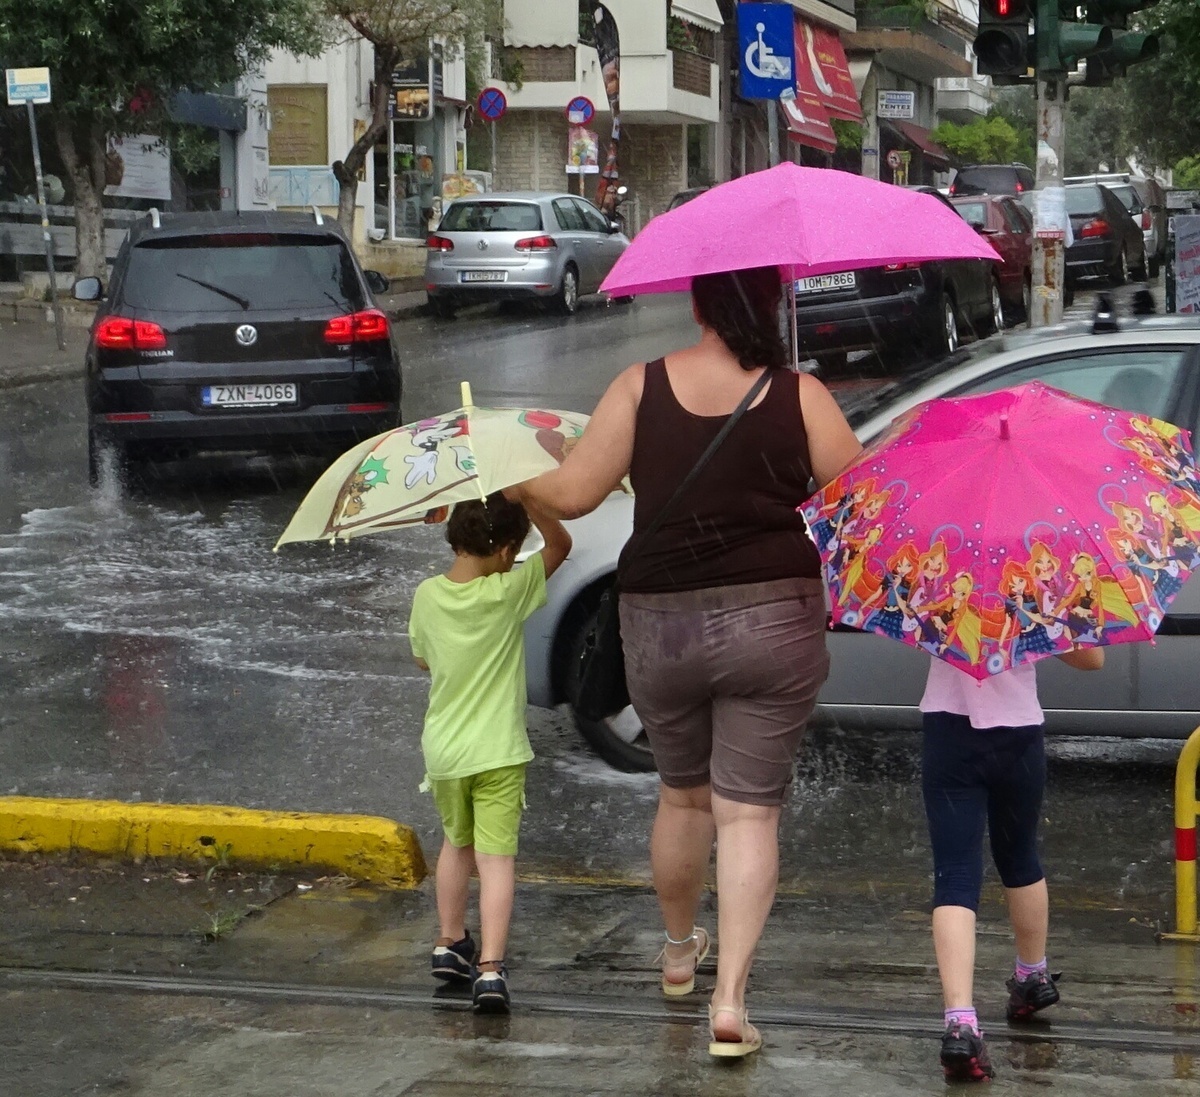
3, 856, 1198, 1095
0, 283, 428, 391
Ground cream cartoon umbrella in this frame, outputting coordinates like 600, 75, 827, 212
275, 382, 590, 548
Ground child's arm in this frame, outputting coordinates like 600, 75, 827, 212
526, 498, 572, 579
1056, 645, 1104, 671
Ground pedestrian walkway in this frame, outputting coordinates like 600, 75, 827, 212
2, 858, 1197, 1094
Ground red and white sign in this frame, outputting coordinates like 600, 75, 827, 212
794, 19, 862, 122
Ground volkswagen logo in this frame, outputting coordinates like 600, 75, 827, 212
477, 239, 489, 251
235, 324, 258, 347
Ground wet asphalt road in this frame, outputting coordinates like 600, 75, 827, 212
0, 289, 1183, 907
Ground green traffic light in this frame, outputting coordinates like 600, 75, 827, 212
1106, 29, 1159, 62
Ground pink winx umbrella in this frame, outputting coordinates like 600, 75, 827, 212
600, 162, 1001, 297
802, 382, 1200, 678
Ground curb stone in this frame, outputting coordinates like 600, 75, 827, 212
0, 797, 427, 889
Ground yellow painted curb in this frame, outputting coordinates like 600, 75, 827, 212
0, 797, 427, 889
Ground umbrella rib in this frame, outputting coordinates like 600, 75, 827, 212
330, 474, 479, 534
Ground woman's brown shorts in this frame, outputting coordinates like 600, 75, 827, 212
619, 578, 830, 807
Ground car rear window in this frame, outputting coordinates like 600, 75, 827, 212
121, 234, 365, 313
953, 167, 1015, 195
1108, 185, 1138, 213
440, 202, 543, 232
954, 201, 989, 228
1065, 186, 1104, 215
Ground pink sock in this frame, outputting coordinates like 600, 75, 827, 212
1015, 956, 1048, 981
944, 1007, 979, 1035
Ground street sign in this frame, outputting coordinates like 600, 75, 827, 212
477, 87, 507, 122
886, 149, 903, 169
737, 3, 795, 101
6, 67, 51, 106
566, 95, 595, 126
877, 90, 915, 119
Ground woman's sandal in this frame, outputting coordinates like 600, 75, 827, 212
656, 927, 711, 997
708, 1004, 763, 1059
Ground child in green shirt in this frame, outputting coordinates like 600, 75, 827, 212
408, 492, 571, 1013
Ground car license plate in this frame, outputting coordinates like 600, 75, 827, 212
460, 271, 507, 283
202, 383, 297, 407
795, 272, 857, 294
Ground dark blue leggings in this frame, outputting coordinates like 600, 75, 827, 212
922, 711, 1046, 912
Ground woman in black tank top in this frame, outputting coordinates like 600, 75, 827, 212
512, 265, 861, 1059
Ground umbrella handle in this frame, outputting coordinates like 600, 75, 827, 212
461, 381, 474, 409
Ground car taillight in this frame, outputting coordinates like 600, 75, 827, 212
515, 235, 557, 252
1142, 210, 1152, 230
94, 316, 167, 350
1015, 182, 1025, 192
426, 234, 454, 252
883, 262, 921, 272
324, 309, 390, 343
1079, 218, 1111, 239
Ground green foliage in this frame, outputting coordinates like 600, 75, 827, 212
0, 0, 323, 137
990, 87, 1036, 169
1064, 85, 1125, 176
831, 118, 863, 153
931, 115, 1021, 167
1175, 157, 1200, 191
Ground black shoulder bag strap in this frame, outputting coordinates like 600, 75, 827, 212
574, 366, 774, 723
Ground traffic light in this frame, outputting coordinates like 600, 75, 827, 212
1082, 0, 1160, 87
1033, 0, 1112, 76
973, 0, 1032, 79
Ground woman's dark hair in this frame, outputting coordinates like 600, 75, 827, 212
692, 266, 789, 371
447, 492, 531, 557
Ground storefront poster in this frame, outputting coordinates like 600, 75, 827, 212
1174, 215, 1200, 314
443, 172, 491, 201
567, 127, 600, 174
392, 55, 433, 122
267, 85, 329, 166
104, 134, 170, 201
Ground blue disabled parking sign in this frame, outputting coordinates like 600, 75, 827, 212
737, 3, 795, 101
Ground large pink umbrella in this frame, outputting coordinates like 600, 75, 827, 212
599, 162, 1000, 297
802, 382, 1200, 678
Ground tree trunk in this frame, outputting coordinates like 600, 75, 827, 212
54, 114, 107, 280
334, 45, 398, 231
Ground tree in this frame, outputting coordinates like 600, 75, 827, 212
931, 115, 1021, 167
0, 0, 322, 278
325, 0, 499, 229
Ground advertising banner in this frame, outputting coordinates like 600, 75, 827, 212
567, 127, 600, 174
104, 134, 171, 201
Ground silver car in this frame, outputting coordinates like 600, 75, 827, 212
524, 309, 1200, 771
424, 192, 630, 319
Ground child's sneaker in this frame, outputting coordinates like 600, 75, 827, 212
431, 932, 477, 983
472, 962, 510, 1014
1005, 969, 1060, 1022
940, 1022, 994, 1083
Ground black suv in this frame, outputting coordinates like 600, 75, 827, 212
76, 210, 402, 484
949, 163, 1035, 197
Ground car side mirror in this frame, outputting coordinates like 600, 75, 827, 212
73, 276, 102, 301
607, 218, 622, 234
364, 270, 390, 295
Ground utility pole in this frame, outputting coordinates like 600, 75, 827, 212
1030, 78, 1066, 327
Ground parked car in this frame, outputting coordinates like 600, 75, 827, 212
791, 187, 1003, 372
950, 194, 1034, 322
1066, 173, 1168, 278
424, 192, 630, 319
1065, 182, 1148, 287
666, 186, 712, 211
524, 305, 1200, 771
77, 210, 401, 487
949, 163, 1035, 198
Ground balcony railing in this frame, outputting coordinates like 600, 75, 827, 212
672, 49, 713, 97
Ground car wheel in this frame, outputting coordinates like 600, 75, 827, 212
1149, 254, 1161, 279
555, 265, 579, 316
556, 592, 656, 773
1110, 246, 1128, 287
937, 294, 959, 356
1131, 251, 1149, 282
988, 277, 1004, 334
428, 297, 457, 320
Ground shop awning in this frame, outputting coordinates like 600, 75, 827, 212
671, 0, 723, 31
885, 119, 950, 165
504, 0, 576, 47
781, 95, 837, 156
795, 19, 862, 122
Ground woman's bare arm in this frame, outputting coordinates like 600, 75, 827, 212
515, 364, 643, 519
1057, 645, 1105, 671
797, 373, 864, 488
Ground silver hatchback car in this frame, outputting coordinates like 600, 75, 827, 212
424, 192, 630, 319
523, 308, 1200, 771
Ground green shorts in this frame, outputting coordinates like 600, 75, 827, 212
429, 764, 527, 856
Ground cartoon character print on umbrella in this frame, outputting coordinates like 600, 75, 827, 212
332, 456, 390, 527
405, 416, 473, 489
520, 410, 583, 465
